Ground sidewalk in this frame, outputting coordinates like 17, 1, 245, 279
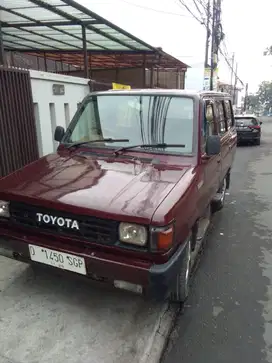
0, 256, 175, 363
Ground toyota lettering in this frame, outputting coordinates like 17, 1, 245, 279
36, 213, 79, 230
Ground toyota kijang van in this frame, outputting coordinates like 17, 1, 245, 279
0, 89, 237, 302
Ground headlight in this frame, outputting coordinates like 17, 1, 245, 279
119, 222, 147, 246
0, 200, 10, 218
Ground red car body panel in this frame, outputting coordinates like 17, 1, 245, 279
0, 150, 192, 225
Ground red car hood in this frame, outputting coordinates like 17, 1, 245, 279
0, 152, 191, 223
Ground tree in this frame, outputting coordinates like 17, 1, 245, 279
264, 46, 272, 56
247, 94, 260, 113
257, 81, 272, 112
243, 81, 272, 114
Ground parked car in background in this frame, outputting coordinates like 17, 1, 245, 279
234, 114, 262, 145
0, 89, 237, 303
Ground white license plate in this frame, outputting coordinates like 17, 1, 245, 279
28, 244, 87, 275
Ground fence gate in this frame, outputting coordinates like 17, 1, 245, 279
0, 67, 39, 178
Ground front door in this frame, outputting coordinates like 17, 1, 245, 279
214, 99, 229, 182
224, 99, 237, 167
197, 101, 221, 214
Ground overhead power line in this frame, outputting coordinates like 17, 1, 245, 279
192, 0, 205, 18
219, 48, 244, 86
176, 0, 244, 87
119, 0, 191, 17
176, 0, 204, 23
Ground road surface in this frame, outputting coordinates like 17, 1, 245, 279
162, 118, 272, 363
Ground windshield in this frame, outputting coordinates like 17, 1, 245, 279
65, 94, 195, 154
235, 117, 258, 126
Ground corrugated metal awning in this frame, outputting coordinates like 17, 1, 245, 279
0, 0, 189, 71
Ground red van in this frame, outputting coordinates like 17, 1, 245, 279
0, 89, 237, 302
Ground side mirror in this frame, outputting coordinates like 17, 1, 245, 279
54, 126, 65, 142
260, 121, 263, 125
206, 135, 221, 156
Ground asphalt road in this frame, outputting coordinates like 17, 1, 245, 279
162, 118, 272, 363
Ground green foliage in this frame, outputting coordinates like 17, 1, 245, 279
247, 94, 260, 112
263, 46, 272, 56
257, 81, 272, 111
245, 81, 272, 113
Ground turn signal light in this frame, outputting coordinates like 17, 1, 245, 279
157, 227, 174, 250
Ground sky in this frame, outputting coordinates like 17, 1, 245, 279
77, 0, 272, 93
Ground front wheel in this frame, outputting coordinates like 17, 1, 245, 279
169, 238, 191, 303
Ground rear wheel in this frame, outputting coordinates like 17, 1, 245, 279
212, 176, 227, 213
255, 138, 261, 145
169, 238, 191, 303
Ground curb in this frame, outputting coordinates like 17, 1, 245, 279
140, 303, 178, 363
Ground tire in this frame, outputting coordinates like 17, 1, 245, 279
255, 138, 261, 145
212, 176, 227, 213
169, 238, 191, 303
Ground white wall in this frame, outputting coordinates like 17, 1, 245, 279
185, 63, 205, 91
30, 70, 90, 157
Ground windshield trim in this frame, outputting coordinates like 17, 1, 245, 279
62, 93, 198, 156
62, 143, 195, 157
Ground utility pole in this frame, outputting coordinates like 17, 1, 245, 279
204, 0, 211, 68
230, 52, 234, 90
244, 82, 248, 113
210, 0, 222, 91
209, 0, 216, 90
233, 62, 238, 105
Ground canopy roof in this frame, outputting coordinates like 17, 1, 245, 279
0, 0, 189, 70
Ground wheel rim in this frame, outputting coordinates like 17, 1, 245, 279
219, 178, 227, 204
184, 240, 191, 295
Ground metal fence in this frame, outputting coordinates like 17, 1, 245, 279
0, 67, 39, 178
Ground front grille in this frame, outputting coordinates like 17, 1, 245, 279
9, 202, 118, 245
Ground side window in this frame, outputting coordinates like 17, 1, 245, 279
201, 101, 215, 154
224, 100, 234, 129
163, 97, 194, 153
215, 100, 227, 135
205, 102, 216, 136
70, 102, 102, 143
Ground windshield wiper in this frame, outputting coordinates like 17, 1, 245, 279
66, 138, 129, 149
114, 143, 185, 155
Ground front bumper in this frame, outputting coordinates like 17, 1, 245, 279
0, 227, 187, 301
